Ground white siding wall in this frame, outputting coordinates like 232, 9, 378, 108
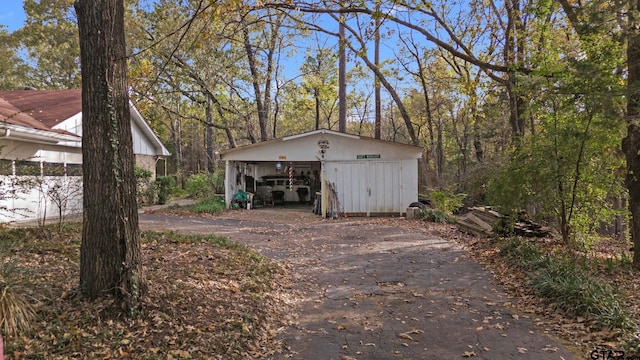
0, 176, 82, 223
54, 113, 83, 136
368, 161, 401, 213
132, 120, 155, 156
326, 160, 413, 215
327, 162, 368, 213
399, 159, 419, 210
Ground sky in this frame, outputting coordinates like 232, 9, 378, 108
0, 0, 414, 104
0, 1, 26, 33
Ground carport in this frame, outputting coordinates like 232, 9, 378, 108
219, 129, 422, 217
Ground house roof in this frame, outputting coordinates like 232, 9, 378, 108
0, 89, 170, 156
0, 89, 82, 128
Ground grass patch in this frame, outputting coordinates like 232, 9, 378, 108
532, 259, 632, 330
0, 238, 36, 337
500, 236, 550, 271
499, 237, 635, 332
0, 224, 292, 359
168, 196, 226, 215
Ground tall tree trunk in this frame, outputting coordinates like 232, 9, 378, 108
374, 0, 381, 139
624, 0, 640, 268
75, 0, 146, 311
173, 117, 183, 186
404, 36, 438, 185
314, 88, 321, 130
205, 97, 215, 173
471, 76, 483, 162
360, 53, 419, 146
225, 127, 236, 149
243, 27, 269, 141
338, 8, 347, 133
436, 119, 444, 187
505, 0, 526, 141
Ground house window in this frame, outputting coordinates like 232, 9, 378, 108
66, 164, 83, 176
43, 162, 66, 176
0, 159, 12, 175
14, 161, 41, 176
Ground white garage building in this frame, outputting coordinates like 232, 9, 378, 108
220, 129, 422, 217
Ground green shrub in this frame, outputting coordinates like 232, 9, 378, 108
185, 173, 214, 199
134, 167, 154, 206
419, 208, 455, 224
211, 168, 225, 194
429, 190, 466, 216
154, 176, 176, 205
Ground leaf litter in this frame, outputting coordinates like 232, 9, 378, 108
6, 211, 639, 358
0, 225, 298, 359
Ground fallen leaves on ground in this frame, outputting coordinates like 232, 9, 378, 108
0, 224, 297, 359
408, 220, 640, 356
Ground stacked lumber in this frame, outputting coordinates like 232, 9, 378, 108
456, 206, 498, 237
456, 206, 550, 238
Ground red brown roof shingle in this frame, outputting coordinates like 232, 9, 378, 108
0, 89, 82, 136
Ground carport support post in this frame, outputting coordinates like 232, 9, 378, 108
224, 160, 232, 208
321, 159, 327, 218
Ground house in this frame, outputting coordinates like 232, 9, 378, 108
0, 89, 170, 223
220, 129, 423, 217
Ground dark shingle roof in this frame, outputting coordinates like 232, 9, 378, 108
0, 89, 82, 137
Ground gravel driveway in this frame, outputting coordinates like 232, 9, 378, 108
140, 207, 579, 360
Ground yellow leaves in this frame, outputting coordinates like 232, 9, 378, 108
168, 349, 192, 359
462, 350, 476, 357
397, 328, 423, 341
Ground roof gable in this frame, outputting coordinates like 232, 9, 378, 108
221, 129, 422, 162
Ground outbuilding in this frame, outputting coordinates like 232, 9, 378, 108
220, 129, 422, 217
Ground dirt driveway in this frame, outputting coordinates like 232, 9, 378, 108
140, 207, 579, 360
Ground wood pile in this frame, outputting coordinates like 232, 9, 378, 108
456, 206, 551, 238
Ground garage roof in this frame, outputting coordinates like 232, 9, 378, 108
220, 129, 422, 162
